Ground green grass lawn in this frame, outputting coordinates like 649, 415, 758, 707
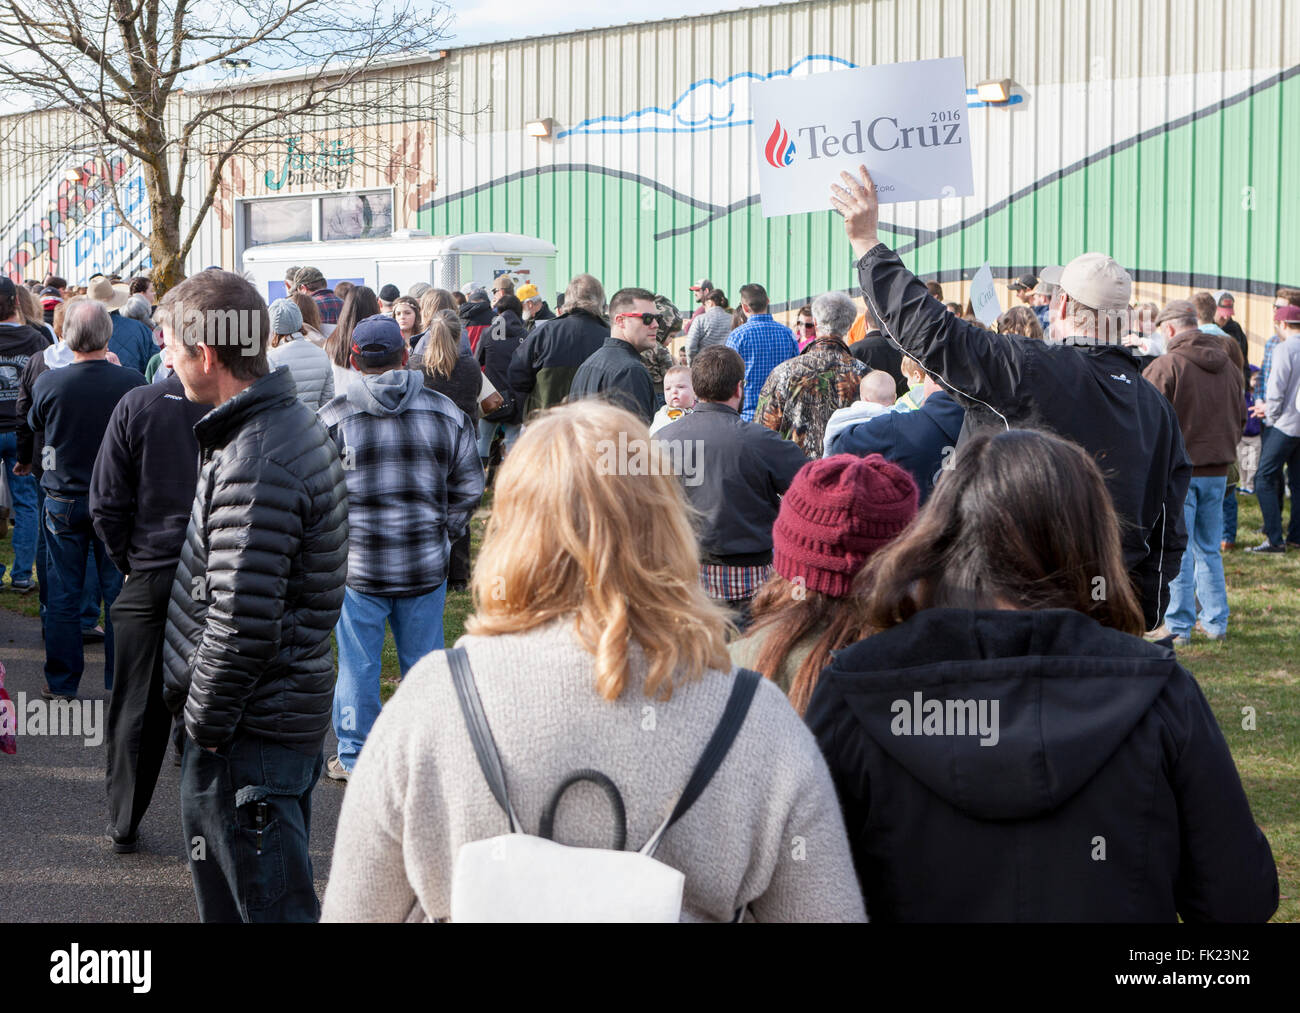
2, 492, 1295, 920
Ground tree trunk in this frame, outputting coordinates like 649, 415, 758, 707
141, 155, 186, 297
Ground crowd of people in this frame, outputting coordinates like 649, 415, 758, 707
0, 164, 1290, 923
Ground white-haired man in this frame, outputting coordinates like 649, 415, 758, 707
753, 290, 867, 458
24, 300, 145, 700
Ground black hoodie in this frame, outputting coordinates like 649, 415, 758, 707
806, 608, 1278, 923
0, 321, 50, 433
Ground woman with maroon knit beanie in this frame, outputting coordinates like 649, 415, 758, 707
729, 453, 918, 714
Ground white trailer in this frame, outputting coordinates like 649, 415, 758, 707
241, 230, 559, 303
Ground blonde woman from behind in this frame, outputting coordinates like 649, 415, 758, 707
321, 400, 865, 922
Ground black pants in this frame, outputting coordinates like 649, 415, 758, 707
449, 530, 471, 585
105, 566, 177, 842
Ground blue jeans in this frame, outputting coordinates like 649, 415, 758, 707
33, 484, 102, 626
180, 732, 323, 922
1223, 485, 1238, 543
42, 492, 123, 695
476, 418, 521, 459
1256, 426, 1300, 546
0, 430, 38, 585
1166, 476, 1230, 637
332, 583, 447, 771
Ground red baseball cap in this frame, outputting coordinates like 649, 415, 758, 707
1275, 304, 1300, 324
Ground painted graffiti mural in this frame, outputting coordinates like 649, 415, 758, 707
1, 155, 151, 283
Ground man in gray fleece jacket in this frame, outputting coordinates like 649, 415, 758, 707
317, 315, 484, 782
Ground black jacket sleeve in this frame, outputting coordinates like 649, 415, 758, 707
184, 454, 304, 747
856, 245, 1031, 424
1164, 670, 1278, 922
507, 329, 539, 397
89, 396, 137, 575
1134, 429, 1191, 630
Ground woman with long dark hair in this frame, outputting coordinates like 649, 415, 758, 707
326, 285, 380, 395
806, 428, 1278, 923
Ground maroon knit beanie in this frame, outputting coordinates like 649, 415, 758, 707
772, 453, 919, 597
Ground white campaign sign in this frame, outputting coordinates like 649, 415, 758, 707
750, 57, 975, 217
970, 263, 1001, 326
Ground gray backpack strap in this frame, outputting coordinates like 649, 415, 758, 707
447, 646, 522, 834
640, 668, 762, 857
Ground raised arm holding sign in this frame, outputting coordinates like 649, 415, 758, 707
830, 166, 1192, 632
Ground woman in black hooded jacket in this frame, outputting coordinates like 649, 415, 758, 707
806, 428, 1278, 923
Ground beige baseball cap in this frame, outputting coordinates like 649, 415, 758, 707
1059, 253, 1132, 311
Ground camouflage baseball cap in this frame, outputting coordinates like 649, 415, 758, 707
654, 294, 683, 335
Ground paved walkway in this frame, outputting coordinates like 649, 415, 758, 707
0, 607, 345, 922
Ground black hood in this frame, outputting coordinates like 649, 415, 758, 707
820, 609, 1177, 820
459, 300, 495, 327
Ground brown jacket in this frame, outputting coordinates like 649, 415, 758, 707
1144, 328, 1246, 476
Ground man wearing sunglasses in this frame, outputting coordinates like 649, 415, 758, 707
568, 287, 659, 423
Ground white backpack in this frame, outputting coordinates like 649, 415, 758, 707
446, 647, 761, 922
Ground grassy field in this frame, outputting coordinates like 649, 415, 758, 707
1, 492, 1294, 921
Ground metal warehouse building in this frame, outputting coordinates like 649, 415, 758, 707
2, 0, 1297, 353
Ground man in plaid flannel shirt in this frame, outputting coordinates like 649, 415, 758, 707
295, 266, 344, 334
317, 314, 484, 781
725, 283, 798, 421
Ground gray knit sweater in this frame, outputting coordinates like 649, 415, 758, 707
321, 618, 866, 922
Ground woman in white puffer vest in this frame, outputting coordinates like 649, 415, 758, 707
266, 297, 336, 411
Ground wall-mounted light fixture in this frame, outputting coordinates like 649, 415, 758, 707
525, 117, 554, 139
64, 168, 83, 183
221, 58, 252, 69
976, 79, 1012, 104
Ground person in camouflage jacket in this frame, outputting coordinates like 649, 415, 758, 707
755, 291, 867, 457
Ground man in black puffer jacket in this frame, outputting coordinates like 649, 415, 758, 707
159, 271, 348, 923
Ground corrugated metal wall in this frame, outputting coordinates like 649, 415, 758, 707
427, 0, 1299, 349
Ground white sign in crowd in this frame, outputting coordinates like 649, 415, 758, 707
750, 57, 976, 216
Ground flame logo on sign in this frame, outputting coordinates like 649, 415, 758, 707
763, 120, 796, 169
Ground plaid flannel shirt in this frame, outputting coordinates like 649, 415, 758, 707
1258, 334, 1282, 405
318, 374, 484, 596
312, 289, 344, 326
726, 314, 798, 421
699, 562, 772, 602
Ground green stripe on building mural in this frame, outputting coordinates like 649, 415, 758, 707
424, 69, 1298, 306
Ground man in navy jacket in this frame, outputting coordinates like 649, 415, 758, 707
827, 374, 965, 504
